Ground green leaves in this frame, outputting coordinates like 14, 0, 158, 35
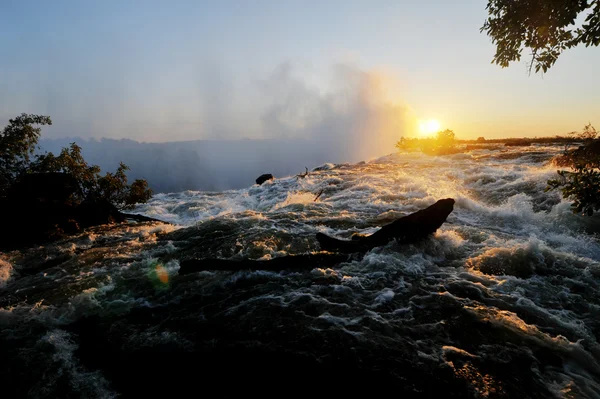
0, 114, 52, 191
39, 149, 153, 210
482, 0, 597, 73
548, 167, 600, 215
395, 129, 457, 155
436, 129, 456, 148
547, 124, 600, 215
95, 162, 152, 210
1, 114, 152, 210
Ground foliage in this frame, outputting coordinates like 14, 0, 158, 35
547, 168, 600, 215
482, 0, 600, 73
483, 2, 600, 215
477, 137, 486, 142
435, 129, 456, 149
547, 124, 600, 215
571, 122, 597, 141
0, 114, 52, 191
32, 143, 101, 200
0, 115, 152, 210
395, 137, 423, 151
395, 129, 458, 155
96, 163, 153, 210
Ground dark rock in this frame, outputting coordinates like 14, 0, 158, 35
75, 198, 124, 228
0, 172, 139, 250
255, 174, 274, 185
121, 213, 170, 224
316, 198, 455, 253
0, 173, 80, 248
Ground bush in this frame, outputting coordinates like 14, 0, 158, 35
547, 124, 600, 215
547, 168, 600, 215
0, 113, 152, 210
395, 129, 458, 155
0, 114, 51, 192
96, 163, 152, 210
435, 129, 456, 149
395, 137, 424, 151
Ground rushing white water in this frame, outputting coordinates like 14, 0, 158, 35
132, 144, 600, 396
2, 144, 600, 398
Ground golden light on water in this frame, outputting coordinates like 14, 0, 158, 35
419, 119, 441, 135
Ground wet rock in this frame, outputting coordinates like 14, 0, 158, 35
316, 198, 455, 253
0, 173, 79, 249
255, 173, 274, 185
75, 198, 124, 228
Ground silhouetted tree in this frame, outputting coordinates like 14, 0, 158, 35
477, 137, 486, 142
395, 137, 408, 151
436, 129, 456, 149
572, 123, 597, 141
396, 136, 432, 152
0, 114, 51, 192
32, 143, 101, 201
96, 163, 152, 210
482, 2, 600, 214
0, 114, 152, 210
547, 124, 600, 215
482, 0, 600, 73
395, 130, 457, 155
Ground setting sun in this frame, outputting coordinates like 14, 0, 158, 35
419, 119, 441, 135
3, 2, 600, 398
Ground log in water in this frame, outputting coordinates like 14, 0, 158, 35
2, 146, 600, 398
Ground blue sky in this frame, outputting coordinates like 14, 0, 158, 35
1, 0, 599, 141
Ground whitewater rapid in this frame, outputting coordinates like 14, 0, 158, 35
1, 145, 599, 398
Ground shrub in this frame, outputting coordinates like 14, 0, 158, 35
436, 129, 456, 149
0, 114, 51, 192
547, 124, 600, 215
395, 137, 423, 151
395, 129, 458, 155
1, 114, 152, 210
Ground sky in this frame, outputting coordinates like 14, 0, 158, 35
1, 0, 599, 143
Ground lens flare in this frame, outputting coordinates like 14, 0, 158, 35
155, 265, 169, 284
148, 261, 170, 289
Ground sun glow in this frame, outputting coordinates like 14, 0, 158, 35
419, 119, 441, 135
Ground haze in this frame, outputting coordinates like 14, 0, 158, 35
2, 1, 599, 191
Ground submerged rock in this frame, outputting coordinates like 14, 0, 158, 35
255, 173, 274, 185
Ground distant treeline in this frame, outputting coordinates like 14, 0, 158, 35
398, 124, 600, 216
397, 131, 582, 154
457, 136, 581, 145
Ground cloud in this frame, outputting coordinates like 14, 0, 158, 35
259, 62, 414, 162
34, 62, 416, 192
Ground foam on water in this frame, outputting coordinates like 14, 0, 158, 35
3, 144, 600, 397
0, 257, 13, 288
